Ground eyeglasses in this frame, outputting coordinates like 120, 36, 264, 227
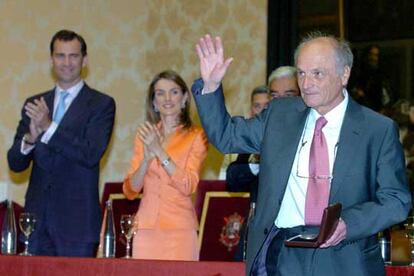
295, 135, 338, 181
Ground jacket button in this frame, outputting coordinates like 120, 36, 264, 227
264, 228, 268, 235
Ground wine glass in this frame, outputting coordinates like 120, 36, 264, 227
19, 212, 36, 256
404, 216, 414, 266
120, 214, 136, 258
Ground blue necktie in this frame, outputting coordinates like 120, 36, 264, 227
53, 91, 69, 124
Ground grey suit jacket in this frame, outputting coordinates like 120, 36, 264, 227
192, 79, 411, 276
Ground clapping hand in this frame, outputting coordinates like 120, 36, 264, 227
196, 34, 233, 93
27, 120, 43, 143
24, 97, 51, 133
137, 122, 163, 160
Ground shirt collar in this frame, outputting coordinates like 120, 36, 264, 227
55, 80, 84, 98
309, 88, 348, 129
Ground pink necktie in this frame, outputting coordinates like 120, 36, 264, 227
305, 116, 330, 225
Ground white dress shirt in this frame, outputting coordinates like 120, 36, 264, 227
274, 89, 349, 228
21, 80, 84, 154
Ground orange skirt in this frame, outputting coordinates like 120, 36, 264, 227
132, 228, 199, 261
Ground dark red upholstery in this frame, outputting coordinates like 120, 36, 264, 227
0, 255, 246, 275
102, 180, 227, 222
101, 182, 124, 211
198, 192, 250, 261
110, 194, 140, 258
101, 182, 141, 258
194, 180, 227, 221
101, 180, 237, 259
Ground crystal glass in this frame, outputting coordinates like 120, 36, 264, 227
404, 216, 414, 266
18, 213, 36, 256
120, 214, 136, 258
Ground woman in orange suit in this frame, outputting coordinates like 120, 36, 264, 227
123, 70, 208, 260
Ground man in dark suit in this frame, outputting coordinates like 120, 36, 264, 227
7, 30, 115, 257
192, 33, 411, 275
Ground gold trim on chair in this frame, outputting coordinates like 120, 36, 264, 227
198, 191, 250, 248
109, 193, 142, 200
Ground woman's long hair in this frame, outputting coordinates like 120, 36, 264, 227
145, 70, 192, 129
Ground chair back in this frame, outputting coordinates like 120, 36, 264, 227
195, 180, 227, 221
198, 191, 250, 261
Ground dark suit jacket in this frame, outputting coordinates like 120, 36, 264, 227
192, 80, 411, 276
8, 84, 115, 244
226, 154, 258, 203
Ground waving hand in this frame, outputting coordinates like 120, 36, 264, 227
196, 34, 233, 93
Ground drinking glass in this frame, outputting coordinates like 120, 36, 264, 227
19, 212, 36, 256
120, 214, 136, 258
404, 216, 414, 266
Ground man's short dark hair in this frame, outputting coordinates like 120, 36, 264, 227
50, 29, 87, 56
250, 85, 269, 103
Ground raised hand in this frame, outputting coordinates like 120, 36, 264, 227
196, 34, 233, 93
24, 97, 51, 132
28, 119, 43, 142
136, 122, 163, 160
143, 144, 156, 162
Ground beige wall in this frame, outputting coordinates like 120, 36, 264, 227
0, 0, 267, 205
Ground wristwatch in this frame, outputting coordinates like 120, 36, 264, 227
161, 157, 171, 167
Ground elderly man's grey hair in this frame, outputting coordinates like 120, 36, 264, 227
267, 66, 297, 86
294, 31, 353, 74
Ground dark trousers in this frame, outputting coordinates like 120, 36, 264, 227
27, 190, 97, 257
29, 226, 97, 257
251, 225, 320, 276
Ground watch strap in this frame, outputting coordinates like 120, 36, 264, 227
161, 157, 171, 167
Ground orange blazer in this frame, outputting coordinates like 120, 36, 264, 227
123, 125, 208, 230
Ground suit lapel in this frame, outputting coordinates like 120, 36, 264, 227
262, 100, 309, 215
44, 89, 55, 114
275, 104, 309, 192
59, 84, 92, 127
330, 98, 365, 200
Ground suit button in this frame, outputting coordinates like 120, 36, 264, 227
264, 228, 268, 235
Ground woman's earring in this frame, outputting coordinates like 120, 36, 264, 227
181, 102, 186, 109
154, 105, 159, 112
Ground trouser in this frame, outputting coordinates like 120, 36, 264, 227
251, 225, 320, 276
